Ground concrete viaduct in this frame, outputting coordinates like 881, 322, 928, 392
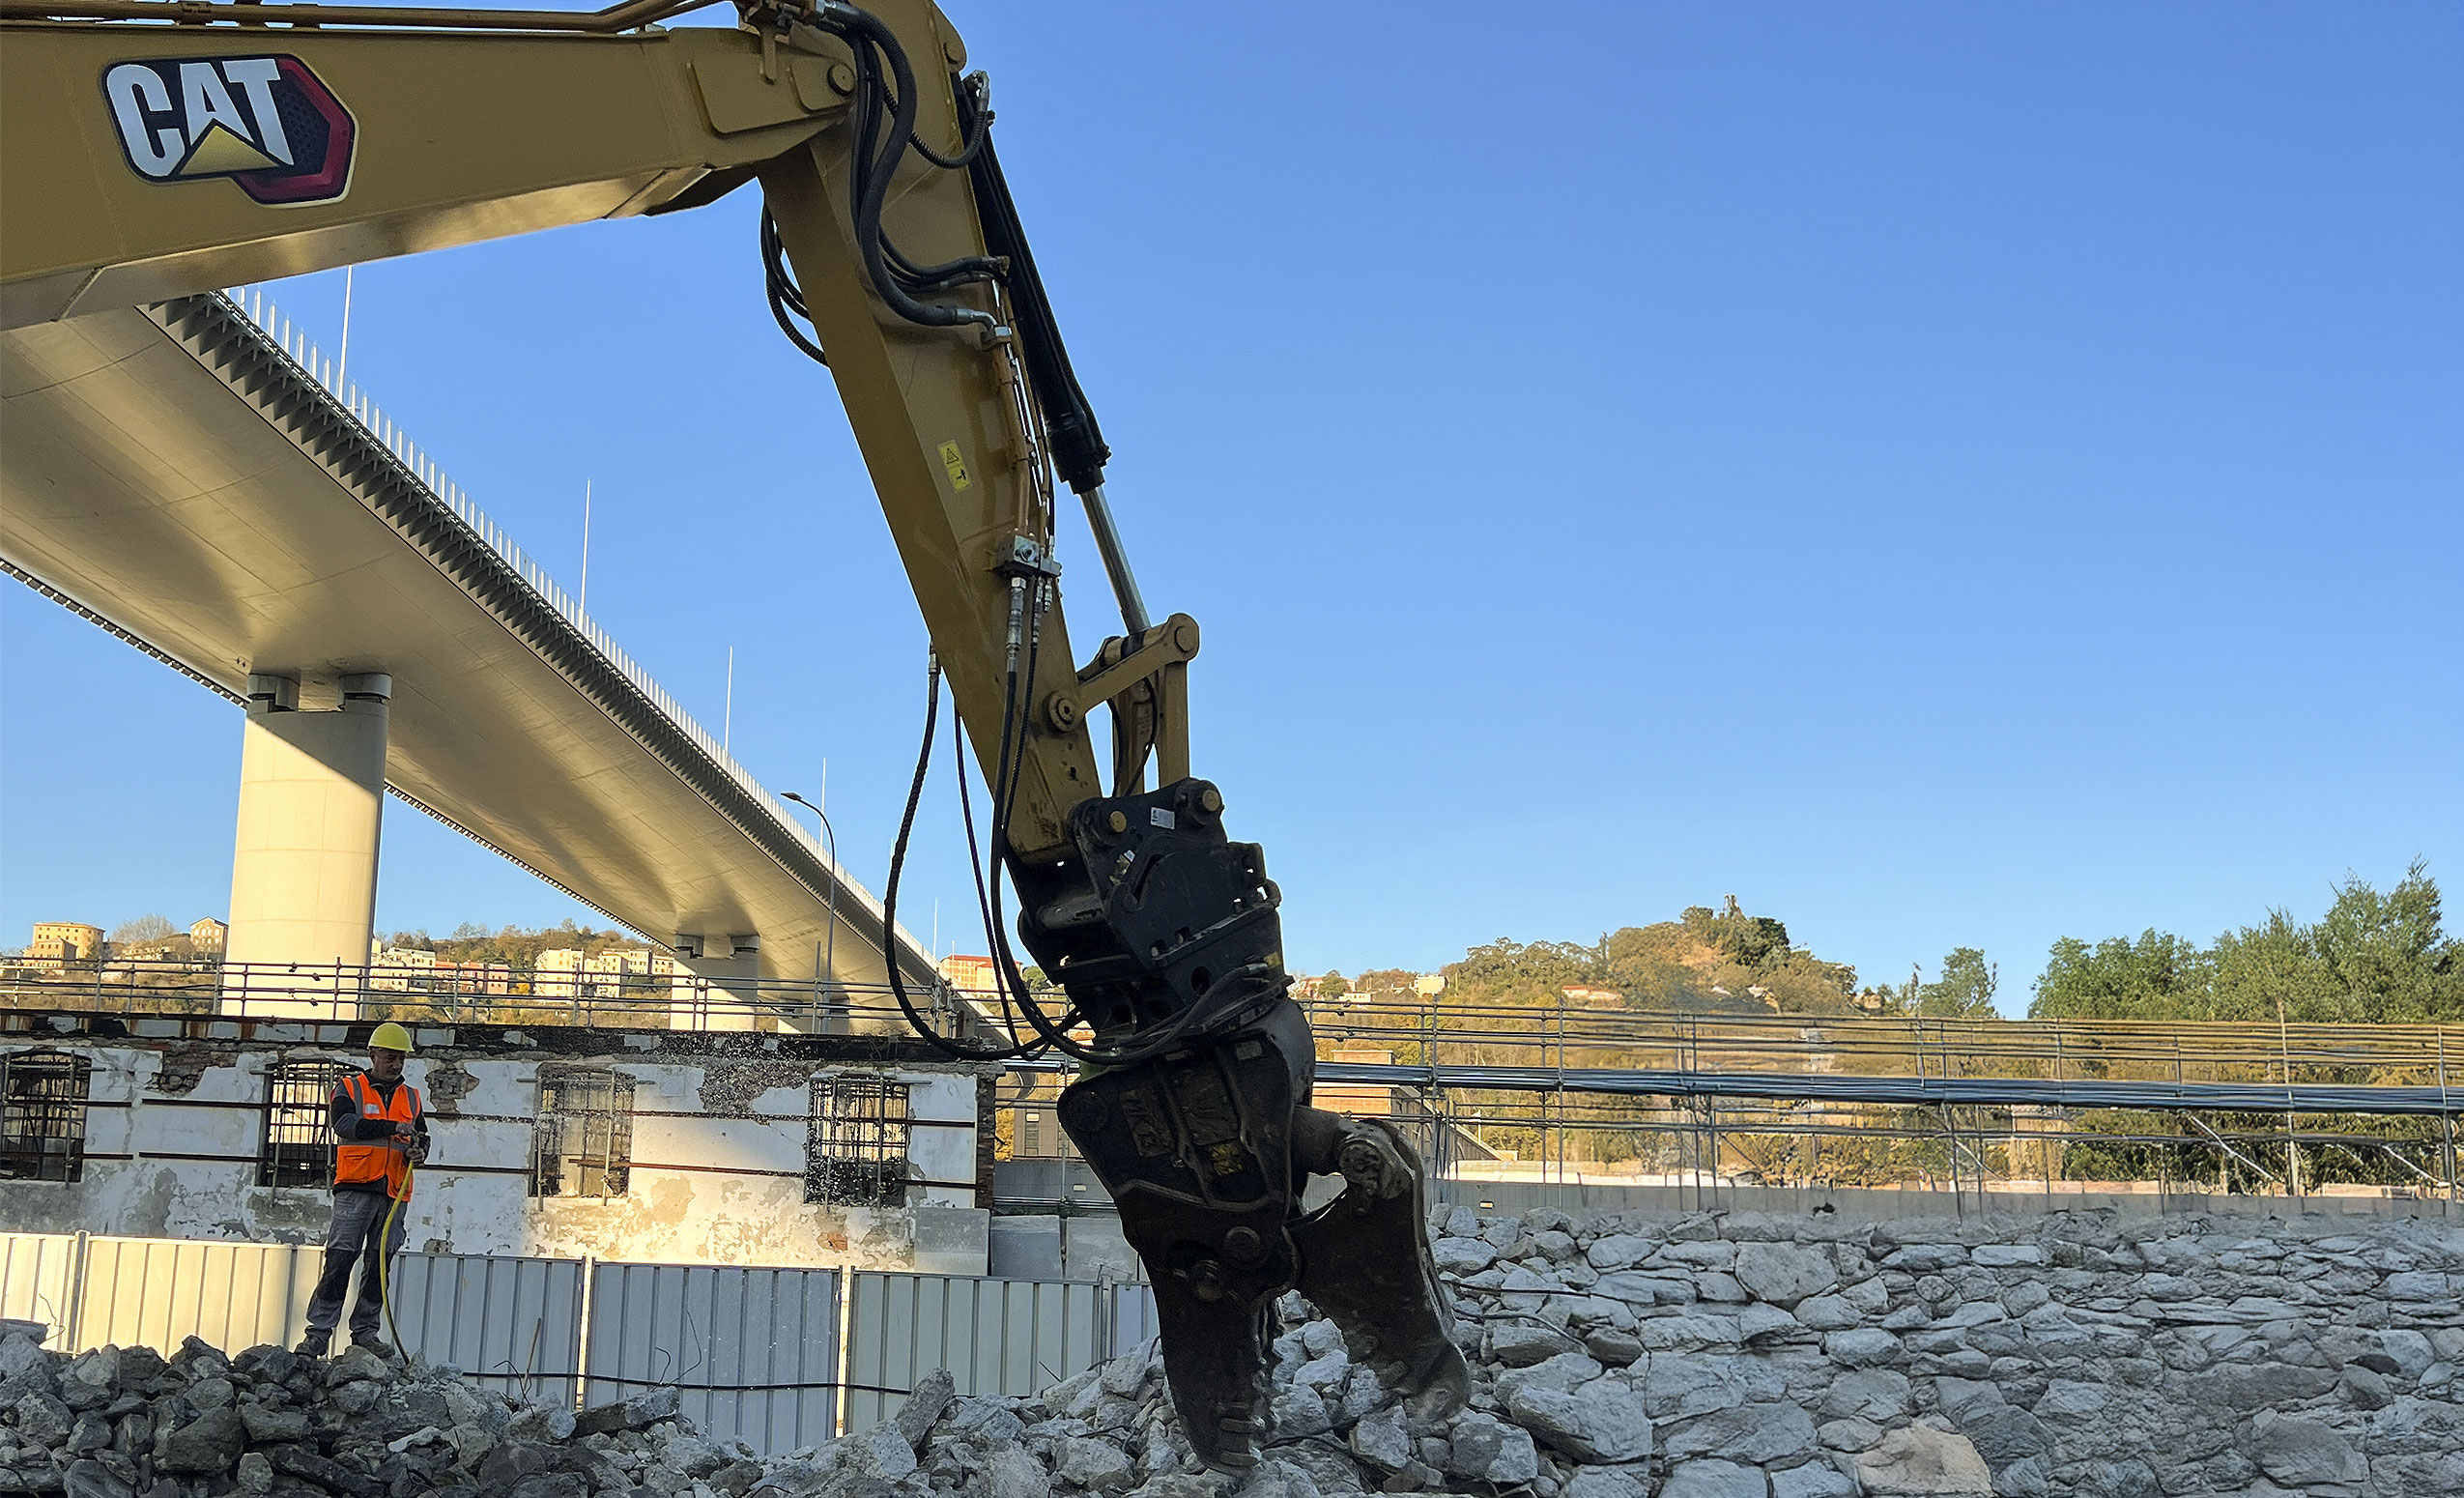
1, 289, 939, 1021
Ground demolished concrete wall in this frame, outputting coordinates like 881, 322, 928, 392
0, 1023, 990, 1274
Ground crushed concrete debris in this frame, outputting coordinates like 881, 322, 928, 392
880, 1204, 2462, 1498
0, 1207, 2454, 1497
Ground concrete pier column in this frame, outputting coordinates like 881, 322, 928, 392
669, 933, 766, 1032
223, 673, 390, 1018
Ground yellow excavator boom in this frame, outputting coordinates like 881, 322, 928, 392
0, 2, 1467, 1463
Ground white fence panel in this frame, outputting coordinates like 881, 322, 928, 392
1108, 1282, 1160, 1358
842, 1273, 1116, 1434
0, 1233, 81, 1343
73, 1237, 316, 1355
388, 1252, 585, 1405
1, 1228, 1145, 1455
584, 1261, 841, 1458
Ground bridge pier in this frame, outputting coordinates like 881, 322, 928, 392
222, 672, 389, 1019
671, 933, 766, 1031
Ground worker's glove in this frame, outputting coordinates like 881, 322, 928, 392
408, 1138, 430, 1167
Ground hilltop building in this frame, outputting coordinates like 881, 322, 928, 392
938, 953, 998, 995
26, 924, 104, 962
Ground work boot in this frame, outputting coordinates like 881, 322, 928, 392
293, 1328, 329, 1358
351, 1334, 395, 1359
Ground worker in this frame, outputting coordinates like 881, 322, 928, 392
294, 1023, 429, 1358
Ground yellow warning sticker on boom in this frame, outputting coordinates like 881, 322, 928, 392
937, 440, 972, 492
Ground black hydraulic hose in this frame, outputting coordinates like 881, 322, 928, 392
884, 660, 1047, 1062
830, 19, 993, 288
882, 661, 991, 1061
760, 212, 828, 366
761, 211, 808, 316
766, 290, 827, 365
984, 594, 1094, 1060
883, 235, 1005, 293
908, 76, 991, 171
870, 590, 1075, 1063
757, 7, 1104, 481
908, 128, 988, 169
820, 3, 995, 331
953, 712, 1043, 1059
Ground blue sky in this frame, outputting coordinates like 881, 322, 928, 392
4, 3, 2458, 1011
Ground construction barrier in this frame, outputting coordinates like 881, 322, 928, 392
0, 1231, 1151, 1455
583, 1260, 841, 1456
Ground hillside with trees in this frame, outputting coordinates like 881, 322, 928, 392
1297, 869, 2454, 1192
1323, 895, 1991, 1025
1313, 865, 2457, 1029
381, 919, 648, 970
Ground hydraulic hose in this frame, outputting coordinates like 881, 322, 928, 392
817, 2, 997, 332
376, 1153, 415, 1360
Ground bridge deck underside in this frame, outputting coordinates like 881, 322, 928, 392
1, 302, 922, 994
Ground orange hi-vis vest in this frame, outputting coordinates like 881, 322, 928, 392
335, 1072, 422, 1199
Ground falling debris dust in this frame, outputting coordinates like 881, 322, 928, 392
0, 1203, 2455, 1497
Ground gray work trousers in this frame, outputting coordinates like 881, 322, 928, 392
303, 1188, 408, 1338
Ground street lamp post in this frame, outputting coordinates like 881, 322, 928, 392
781, 792, 842, 1033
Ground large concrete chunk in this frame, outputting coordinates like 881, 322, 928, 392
1854, 1426, 1992, 1496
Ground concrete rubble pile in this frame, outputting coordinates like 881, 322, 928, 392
0, 1331, 761, 1498
1, 1203, 2456, 1498
888, 1205, 2461, 1498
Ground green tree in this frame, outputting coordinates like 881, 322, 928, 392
2028, 931, 2214, 1021
1680, 896, 1791, 968
1447, 939, 1604, 995
2030, 866, 2458, 1023
1745, 949, 1863, 1015
1917, 947, 1999, 1018
1353, 967, 1423, 996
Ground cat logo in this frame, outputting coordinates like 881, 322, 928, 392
102, 55, 355, 207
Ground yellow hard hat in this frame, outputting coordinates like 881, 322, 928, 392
368, 1022, 414, 1053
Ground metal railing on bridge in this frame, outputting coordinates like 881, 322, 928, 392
0, 955, 983, 1037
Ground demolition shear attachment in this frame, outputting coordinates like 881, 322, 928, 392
1057, 1007, 1467, 1472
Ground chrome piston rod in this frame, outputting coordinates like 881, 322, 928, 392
1076, 484, 1150, 635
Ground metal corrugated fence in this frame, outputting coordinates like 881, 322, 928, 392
841, 1273, 1139, 1434
0, 1232, 1148, 1456
583, 1261, 841, 1455
0, 1233, 77, 1341
388, 1251, 585, 1405
75, 1236, 315, 1357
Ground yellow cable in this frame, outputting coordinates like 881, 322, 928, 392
376, 1151, 415, 1359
